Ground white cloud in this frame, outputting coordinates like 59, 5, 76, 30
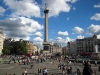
3, 0, 41, 18
56, 37, 63, 40
65, 37, 74, 42
90, 13, 100, 21
94, 3, 100, 8
55, 37, 74, 46
0, 6, 6, 15
42, 0, 71, 17
87, 24, 100, 35
72, 27, 84, 34
97, 34, 100, 39
33, 37, 43, 49
71, 0, 78, 3
34, 32, 42, 37
58, 31, 68, 36
65, 0, 71, 2
15, 36, 30, 41
67, 17, 70, 20
20, 17, 44, 31
76, 35, 84, 39
33, 37, 43, 42
0, 17, 43, 40
56, 37, 65, 44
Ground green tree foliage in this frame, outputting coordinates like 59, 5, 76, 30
2, 41, 27, 55
13, 42, 27, 55
40, 49, 43, 54
2, 46, 11, 55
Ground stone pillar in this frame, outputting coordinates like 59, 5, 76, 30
44, 4, 49, 42
43, 4, 50, 52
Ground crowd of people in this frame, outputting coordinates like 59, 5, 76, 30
1, 54, 100, 75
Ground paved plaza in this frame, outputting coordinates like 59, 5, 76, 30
0, 59, 99, 75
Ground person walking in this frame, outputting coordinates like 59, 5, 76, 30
98, 65, 100, 72
83, 61, 94, 75
22, 68, 27, 75
30, 61, 34, 69
94, 60, 97, 66
38, 68, 41, 75
77, 67, 81, 75
42, 68, 47, 75
58, 63, 62, 70
62, 65, 65, 75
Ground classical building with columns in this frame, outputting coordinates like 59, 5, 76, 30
0, 30, 4, 55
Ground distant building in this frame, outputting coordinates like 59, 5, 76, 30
76, 35, 100, 54
67, 41, 77, 55
50, 43, 62, 54
22, 40, 34, 54
33, 45, 40, 55
0, 29, 4, 55
62, 46, 68, 55
4, 38, 15, 47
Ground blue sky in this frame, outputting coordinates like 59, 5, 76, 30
0, 0, 100, 48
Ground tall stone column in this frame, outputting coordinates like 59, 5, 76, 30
43, 4, 50, 51
44, 4, 49, 42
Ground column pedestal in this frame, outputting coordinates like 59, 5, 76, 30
43, 42, 50, 50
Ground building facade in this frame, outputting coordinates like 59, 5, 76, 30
22, 40, 34, 54
0, 31, 4, 55
67, 41, 77, 55
62, 46, 68, 55
33, 45, 40, 55
76, 35, 100, 54
50, 43, 62, 54
4, 38, 14, 47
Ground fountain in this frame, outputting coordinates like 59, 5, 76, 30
91, 45, 100, 60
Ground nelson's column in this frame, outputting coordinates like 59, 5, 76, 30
43, 4, 50, 51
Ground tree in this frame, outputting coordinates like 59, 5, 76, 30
40, 49, 43, 54
13, 42, 27, 55
2, 46, 10, 55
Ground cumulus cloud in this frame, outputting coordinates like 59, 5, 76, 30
42, 0, 71, 17
33, 37, 43, 49
87, 24, 100, 35
3, 0, 41, 18
65, 37, 74, 42
56, 37, 65, 44
55, 37, 74, 45
33, 37, 43, 42
0, 17, 43, 40
94, 3, 100, 8
34, 32, 42, 37
76, 35, 84, 39
90, 13, 100, 21
58, 31, 68, 36
56, 37, 63, 40
97, 34, 100, 39
72, 27, 84, 34
0, 6, 6, 15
